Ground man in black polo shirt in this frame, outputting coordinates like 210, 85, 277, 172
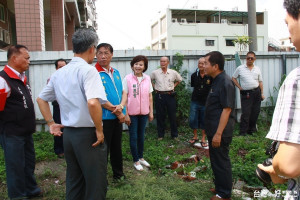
189, 57, 212, 148
204, 51, 235, 200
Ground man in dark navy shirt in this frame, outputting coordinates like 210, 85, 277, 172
204, 51, 235, 200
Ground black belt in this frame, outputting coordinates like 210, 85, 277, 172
242, 87, 259, 93
155, 90, 174, 95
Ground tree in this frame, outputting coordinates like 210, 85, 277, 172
234, 36, 252, 52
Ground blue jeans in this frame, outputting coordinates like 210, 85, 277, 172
0, 133, 40, 199
189, 101, 205, 129
128, 115, 148, 162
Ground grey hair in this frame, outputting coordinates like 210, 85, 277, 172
72, 28, 99, 54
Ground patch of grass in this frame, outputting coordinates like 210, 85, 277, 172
33, 131, 57, 161
107, 173, 213, 200
0, 122, 288, 199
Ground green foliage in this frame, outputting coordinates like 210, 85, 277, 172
258, 74, 286, 126
233, 35, 252, 52
230, 129, 271, 186
173, 52, 192, 126
33, 131, 57, 161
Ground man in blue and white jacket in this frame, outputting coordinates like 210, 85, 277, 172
95, 43, 127, 180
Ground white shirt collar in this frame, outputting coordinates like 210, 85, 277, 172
6, 65, 26, 81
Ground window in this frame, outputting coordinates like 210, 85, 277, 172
226, 39, 235, 46
0, 4, 4, 22
205, 40, 214, 46
161, 42, 165, 49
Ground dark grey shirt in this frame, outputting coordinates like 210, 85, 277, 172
205, 71, 235, 137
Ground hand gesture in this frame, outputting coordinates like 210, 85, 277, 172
125, 114, 131, 126
50, 124, 64, 136
112, 105, 123, 116
92, 129, 105, 147
149, 113, 154, 122
117, 113, 125, 123
212, 133, 221, 148
257, 164, 287, 184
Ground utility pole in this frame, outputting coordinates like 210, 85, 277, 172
247, 0, 257, 51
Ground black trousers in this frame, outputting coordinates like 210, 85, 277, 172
53, 103, 64, 155
64, 127, 107, 200
103, 119, 125, 179
155, 93, 178, 138
240, 88, 261, 133
208, 136, 232, 199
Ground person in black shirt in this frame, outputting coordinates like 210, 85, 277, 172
204, 51, 235, 200
189, 57, 212, 148
52, 59, 67, 158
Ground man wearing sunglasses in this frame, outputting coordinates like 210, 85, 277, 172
232, 51, 265, 136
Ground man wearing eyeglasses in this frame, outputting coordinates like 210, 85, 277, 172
232, 51, 265, 136
95, 43, 126, 181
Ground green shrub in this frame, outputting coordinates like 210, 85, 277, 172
173, 53, 192, 127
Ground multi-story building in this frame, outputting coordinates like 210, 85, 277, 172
0, 0, 97, 51
151, 8, 268, 54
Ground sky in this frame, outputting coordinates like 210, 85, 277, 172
95, 0, 289, 50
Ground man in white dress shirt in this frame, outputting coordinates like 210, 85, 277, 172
232, 51, 265, 136
37, 28, 108, 200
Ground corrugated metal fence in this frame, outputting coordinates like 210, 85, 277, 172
1, 50, 299, 123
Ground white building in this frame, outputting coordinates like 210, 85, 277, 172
151, 8, 268, 54
279, 37, 295, 51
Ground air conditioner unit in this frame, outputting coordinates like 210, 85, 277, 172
221, 19, 228, 24
180, 18, 187, 23
3, 30, 10, 44
0, 28, 3, 41
172, 18, 177, 23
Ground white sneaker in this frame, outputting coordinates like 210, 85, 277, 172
139, 159, 150, 167
134, 163, 143, 171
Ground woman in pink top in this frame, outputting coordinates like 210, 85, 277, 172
123, 55, 154, 171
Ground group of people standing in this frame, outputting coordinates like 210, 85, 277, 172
1, 0, 300, 198
0, 32, 265, 200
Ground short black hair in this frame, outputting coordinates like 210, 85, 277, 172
96, 43, 113, 53
7, 45, 28, 60
130, 55, 148, 72
55, 59, 67, 69
205, 51, 225, 71
284, 0, 300, 19
246, 51, 256, 57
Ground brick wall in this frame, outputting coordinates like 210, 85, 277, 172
50, 0, 65, 51
14, 0, 45, 51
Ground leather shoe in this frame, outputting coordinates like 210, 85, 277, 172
28, 190, 43, 198
239, 132, 246, 136
210, 188, 216, 194
210, 195, 231, 200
